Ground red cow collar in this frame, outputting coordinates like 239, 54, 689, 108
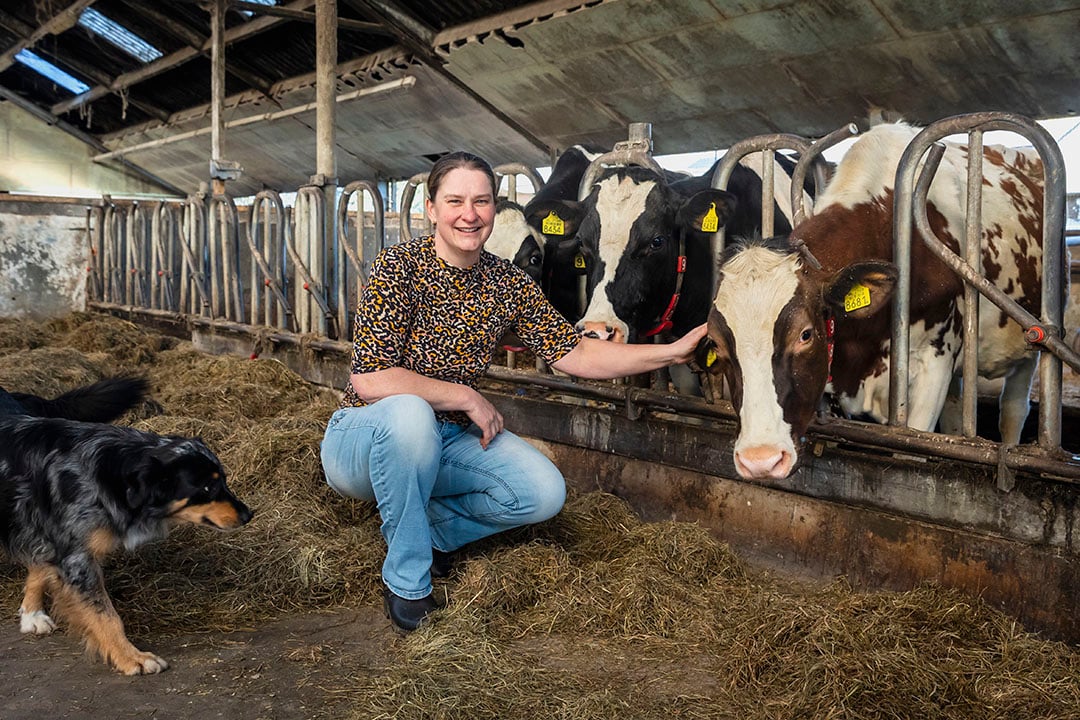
642, 235, 687, 338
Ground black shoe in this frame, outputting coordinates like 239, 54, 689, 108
431, 548, 454, 579
383, 588, 438, 634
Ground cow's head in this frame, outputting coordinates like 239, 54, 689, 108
697, 237, 897, 480
486, 200, 546, 283
536, 167, 736, 342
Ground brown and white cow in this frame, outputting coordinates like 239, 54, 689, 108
699, 122, 1047, 480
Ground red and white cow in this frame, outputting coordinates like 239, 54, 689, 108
700, 122, 1047, 480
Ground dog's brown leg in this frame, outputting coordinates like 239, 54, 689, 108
52, 555, 168, 675
19, 564, 59, 635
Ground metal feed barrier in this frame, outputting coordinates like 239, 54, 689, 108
82, 115, 1080, 485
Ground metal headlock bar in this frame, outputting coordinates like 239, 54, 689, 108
789, 123, 859, 226
893, 113, 1073, 472
180, 194, 212, 317
152, 202, 180, 312
247, 190, 296, 332
577, 122, 663, 202
398, 172, 431, 243
207, 195, 247, 324
336, 181, 385, 338
709, 133, 814, 300
76, 118, 1078, 483
494, 163, 546, 201
289, 186, 336, 338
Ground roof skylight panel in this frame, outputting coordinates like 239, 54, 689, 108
78, 8, 163, 63
14, 49, 90, 94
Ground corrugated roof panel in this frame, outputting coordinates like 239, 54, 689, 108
397, 0, 540, 31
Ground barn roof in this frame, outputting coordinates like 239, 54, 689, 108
2, 0, 1079, 197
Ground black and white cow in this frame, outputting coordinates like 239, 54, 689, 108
485, 199, 545, 283
515, 153, 805, 397
522, 145, 603, 322
532, 153, 807, 347
698, 122, 1048, 480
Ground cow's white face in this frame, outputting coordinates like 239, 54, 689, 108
701, 238, 896, 480
486, 201, 545, 283
571, 169, 735, 343
710, 245, 809, 479
576, 173, 658, 342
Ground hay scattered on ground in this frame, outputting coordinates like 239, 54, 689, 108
1, 313, 1079, 720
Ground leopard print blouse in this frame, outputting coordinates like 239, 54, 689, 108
340, 235, 581, 424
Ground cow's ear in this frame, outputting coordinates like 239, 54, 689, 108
525, 200, 583, 239
676, 189, 737, 235
691, 336, 721, 375
823, 262, 898, 319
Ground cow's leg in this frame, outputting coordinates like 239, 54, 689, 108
905, 350, 956, 433
52, 552, 168, 675
998, 353, 1037, 446
938, 373, 964, 436
19, 564, 58, 635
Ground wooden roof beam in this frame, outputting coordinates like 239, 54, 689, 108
0, 6, 171, 123
0, 0, 98, 73
341, 0, 439, 64
342, 0, 549, 154
50, 0, 316, 117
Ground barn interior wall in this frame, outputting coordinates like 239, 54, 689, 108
0, 200, 88, 319
0, 102, 169, 198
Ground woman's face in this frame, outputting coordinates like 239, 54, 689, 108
426, 167, 496, 268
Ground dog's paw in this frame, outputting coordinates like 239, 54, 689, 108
115, 650, 169, 676
18, 607, 56, 635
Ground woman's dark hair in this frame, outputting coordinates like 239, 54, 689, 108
427, 151, 497, 200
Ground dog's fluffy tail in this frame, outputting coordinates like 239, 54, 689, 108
9, 376, 149, 423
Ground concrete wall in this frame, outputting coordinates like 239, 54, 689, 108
0, 101, 168, 197
0, 200, 87, 319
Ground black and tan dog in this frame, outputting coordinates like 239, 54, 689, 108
0, 381, 253, 675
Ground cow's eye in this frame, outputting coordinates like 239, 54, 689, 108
529, 255, 542, 266
650, 236, 665, 250
799, 327, 813, 344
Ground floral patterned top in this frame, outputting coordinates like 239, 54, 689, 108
341, 235, 581, 424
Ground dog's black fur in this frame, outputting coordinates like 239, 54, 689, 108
0, 376, 148, 423
0, 381, 253, 675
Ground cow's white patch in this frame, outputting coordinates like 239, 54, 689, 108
485, 205, 541, 264
578, 174, 655, 339
813, 124, 913, 210
713, 247, 801, 457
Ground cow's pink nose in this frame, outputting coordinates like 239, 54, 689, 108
578, 321, 624, 342
734, 445, 793, 480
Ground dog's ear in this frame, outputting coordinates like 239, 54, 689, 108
126, 455, 165, 508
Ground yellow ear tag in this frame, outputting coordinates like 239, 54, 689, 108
700, 203, 720, 233
706, 348, 718, 367
844, 283, 872, 313
542, 211, 565, 236
573, 253, 586, 269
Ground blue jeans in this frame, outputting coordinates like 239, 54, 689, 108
320, 394, 566, 600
